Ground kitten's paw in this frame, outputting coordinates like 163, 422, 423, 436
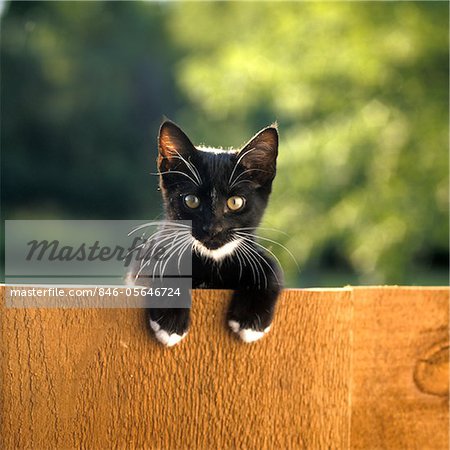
228, 320, 271, 343
149, 320, 187, 347
148, 308, 190, 347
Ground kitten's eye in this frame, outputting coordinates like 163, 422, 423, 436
184, 194, 200, 209
227, 196, 245, 211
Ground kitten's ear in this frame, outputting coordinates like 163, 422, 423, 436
237, 125, 279, 185
158, 120, 196, 171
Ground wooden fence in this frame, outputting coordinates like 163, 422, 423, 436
1, 286, 448, 449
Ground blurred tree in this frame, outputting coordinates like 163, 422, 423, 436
167, 2, 449, 284
1, 1, 182, 219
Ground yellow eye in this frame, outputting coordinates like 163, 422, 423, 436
227, 196, 245, 211
184, 194, 200, 209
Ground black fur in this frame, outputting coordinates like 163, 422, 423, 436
145, 120, 283, 343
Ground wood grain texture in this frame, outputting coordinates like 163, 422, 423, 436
0, 286, 448, 450
350, 287, 449, 450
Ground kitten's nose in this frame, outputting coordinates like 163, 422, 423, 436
202, 224, 223, 236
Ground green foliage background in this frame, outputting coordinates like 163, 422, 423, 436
1, 1, 448, 286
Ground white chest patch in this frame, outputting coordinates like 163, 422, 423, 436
193, 238, 241, 262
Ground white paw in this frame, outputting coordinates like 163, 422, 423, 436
228, 320, 240, 333
149, 320, 161, 332
149, 320, 187, 347
228, 320, 271, 343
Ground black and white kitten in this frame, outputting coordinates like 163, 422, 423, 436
133, 120, 283, 346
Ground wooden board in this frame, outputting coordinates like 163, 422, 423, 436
351, 287, 449, 450
0, 286, 448, 449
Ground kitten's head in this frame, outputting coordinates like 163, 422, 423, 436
157, 120, 278, 253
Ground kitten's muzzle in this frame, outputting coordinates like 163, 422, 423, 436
202, 224, 223, 235
195, 224, 227, 249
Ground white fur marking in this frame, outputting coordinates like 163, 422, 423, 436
150, 320, 187, 347
149, 320, 160, 332
239, 328, 265, 343
228, 320, 271, 343
228, 320, 240, 333
155, 330, 187, 347
193, 238, 241, 262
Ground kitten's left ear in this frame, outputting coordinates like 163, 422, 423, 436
158, 120, 196, 171
237, 124, 279, 184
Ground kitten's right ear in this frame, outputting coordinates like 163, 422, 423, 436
158, 120, 196, 171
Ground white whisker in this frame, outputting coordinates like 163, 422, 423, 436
146, 230, 183, 264
233, 246, 244, 281
135, 230, 187, 281
228, 179, 254, 189
230, 168, 270, 189
236, 242, 258, 287
228, 147, 259, 186
236, 231, 299, 271
151, 233, 183, 282
159, 232, 190, 280
177, 236, 194, 275
237, 238, 268, 289
128, 220, 191, 236
236, 236, 280, 286
233, 226, 289, 236
150, 170, 199, 186
172, 151, 203, 185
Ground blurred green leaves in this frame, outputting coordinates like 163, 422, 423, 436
1, 2, 182, 219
